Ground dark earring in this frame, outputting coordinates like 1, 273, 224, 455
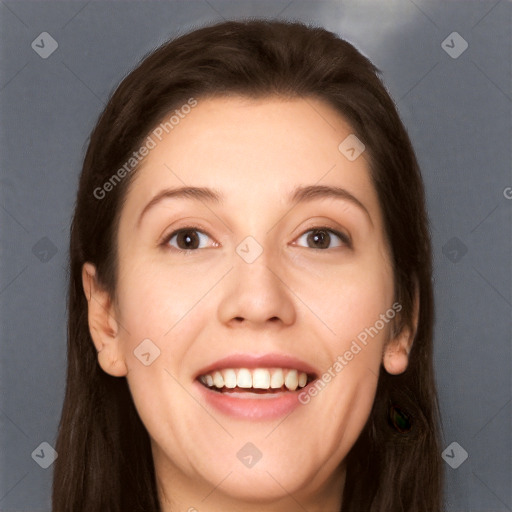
388, 404, 412, 433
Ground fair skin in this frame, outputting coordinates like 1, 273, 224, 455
82, 96, 418, 512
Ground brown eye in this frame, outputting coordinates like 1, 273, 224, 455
165, 228, 211, 251
296, 227, 350, 250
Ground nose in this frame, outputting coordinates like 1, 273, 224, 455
217, 247, 296, 329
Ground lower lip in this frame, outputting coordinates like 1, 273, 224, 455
195, 381, 308, 420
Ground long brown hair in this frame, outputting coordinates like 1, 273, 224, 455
53, 19, 444, 511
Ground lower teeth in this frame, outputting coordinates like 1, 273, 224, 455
212, 386, 290, 393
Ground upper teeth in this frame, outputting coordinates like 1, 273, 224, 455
199, 368, 309, 391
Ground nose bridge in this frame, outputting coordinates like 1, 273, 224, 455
217, 234, 296, 327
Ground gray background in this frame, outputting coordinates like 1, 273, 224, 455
0, 0, 510, 510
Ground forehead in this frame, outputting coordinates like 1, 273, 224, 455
121, 95, 381, 229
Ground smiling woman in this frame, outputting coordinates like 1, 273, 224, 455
53, 19, 444, 512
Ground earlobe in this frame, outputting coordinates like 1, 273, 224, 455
383, 326, 413, 375
82, 262, 128, 377
383, 278, 419, 375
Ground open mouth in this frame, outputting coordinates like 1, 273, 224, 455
194, 355, 320, 418
198, 367, 316, 394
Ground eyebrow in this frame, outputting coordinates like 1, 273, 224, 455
137, 184, 372, 227
290, 184, 373, 226
137, 186, 223, 227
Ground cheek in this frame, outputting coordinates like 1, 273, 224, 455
114, 263, 213, 472
115, 259, 212, 348
290, 251, 394, 441
289, 251, 394, 344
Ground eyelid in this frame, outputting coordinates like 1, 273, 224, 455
291, 217, 352, 245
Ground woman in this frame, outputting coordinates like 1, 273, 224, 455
53, 19, 444, 511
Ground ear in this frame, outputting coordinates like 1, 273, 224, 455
82, 262, 128, 377
382, 277, 419, 375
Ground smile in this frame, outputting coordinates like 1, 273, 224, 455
198, 368, 312, 392
194, 354, 319, 419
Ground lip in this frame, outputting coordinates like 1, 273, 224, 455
194, 353, 319, 420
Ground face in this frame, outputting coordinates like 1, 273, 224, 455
83, 96, 413, 509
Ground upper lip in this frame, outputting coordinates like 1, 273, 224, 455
195, 353, 320, 379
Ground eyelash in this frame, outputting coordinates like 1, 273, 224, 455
161, 225, 351, 253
